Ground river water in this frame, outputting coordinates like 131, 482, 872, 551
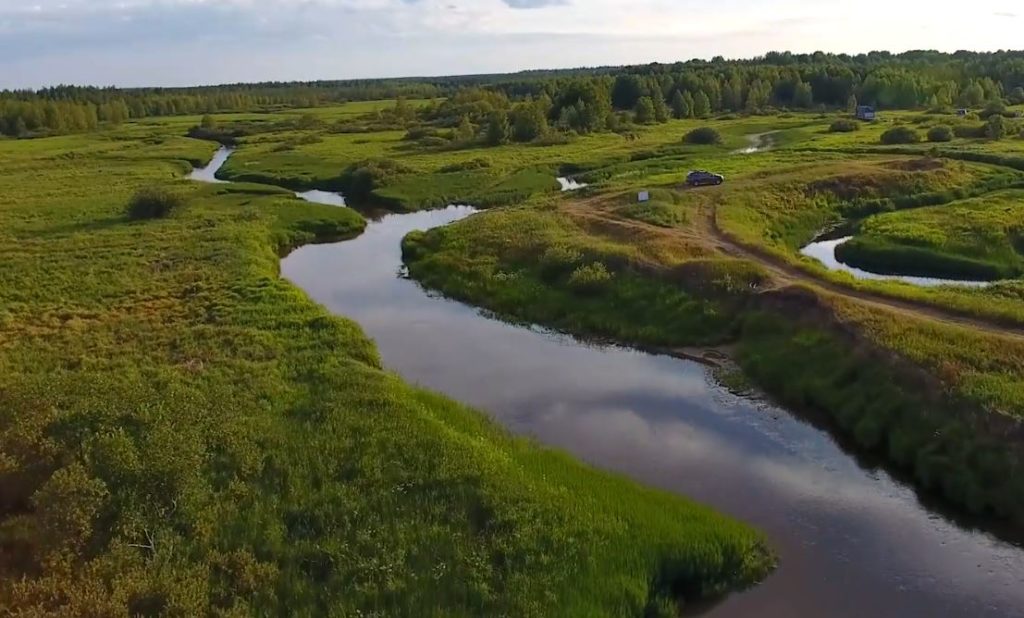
192, 148, 1024, 618
800, 236, 992, 288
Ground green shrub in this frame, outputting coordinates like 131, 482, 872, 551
402, 127, 433, 141
438, 158, 492, 173
829, 119, 859, 133
125, 186, 185, 220
568, 262, 613, 293
683, 127, 723, 145
927, 125, 953, 142
418, 136, 450, 148
979, 100, 1008, 119
532, 132, 573, 146
339, 159, 413, 199
986, 114, 1007, 140
953, 123, 986, 138
880, 126, 920, 145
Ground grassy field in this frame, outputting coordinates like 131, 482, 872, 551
0, 115, 773, 616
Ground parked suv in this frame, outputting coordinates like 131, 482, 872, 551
686, 170, 724, 186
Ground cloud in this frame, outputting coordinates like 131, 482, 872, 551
1, 0, 1023, 88
502, 0, 569, 8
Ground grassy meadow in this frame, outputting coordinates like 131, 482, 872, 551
0, 114, 775, 616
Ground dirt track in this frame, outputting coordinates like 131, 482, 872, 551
564, 193, 1024, 342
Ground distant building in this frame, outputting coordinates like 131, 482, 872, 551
856, 105, 877, 121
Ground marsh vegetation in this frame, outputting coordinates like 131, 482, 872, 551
5, 51, 1024, 616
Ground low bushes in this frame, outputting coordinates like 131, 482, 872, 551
683, 127, 722, 145
337, 158, 414, 201
953, 123, 987, 138
926, 125, 953, 142
568, 262, 613, 294
438, 158, 492, 173
880, 126, 920, 145
125, 186, 185, 220
829, 119, 859, 133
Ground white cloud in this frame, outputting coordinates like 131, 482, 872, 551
1, 0, 1022, 87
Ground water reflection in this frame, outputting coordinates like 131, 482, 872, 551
281, 205, 1024, 618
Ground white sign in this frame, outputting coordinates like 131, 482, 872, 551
637, 191, 650, 203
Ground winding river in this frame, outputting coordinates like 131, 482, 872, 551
192, 148, 1024, 618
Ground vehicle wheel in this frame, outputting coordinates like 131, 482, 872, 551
715, 179, 722, 185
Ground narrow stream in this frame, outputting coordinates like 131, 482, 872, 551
192, 148, 1024, 618
800, 236, 992, 288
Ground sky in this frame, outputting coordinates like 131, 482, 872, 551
0, 0, 1021, 89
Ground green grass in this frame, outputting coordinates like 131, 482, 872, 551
0, 106, 773, 615
214, 111, 827, 209
404, 206, 742, 347
836, 190, 1024, 280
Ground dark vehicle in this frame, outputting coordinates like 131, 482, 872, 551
686, 170, 724, 186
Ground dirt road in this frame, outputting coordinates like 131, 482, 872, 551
563, 193, 1024, 341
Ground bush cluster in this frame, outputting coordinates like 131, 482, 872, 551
953, 123, 986, 138
926, 125, 953, 142
828, 119, 859, 133
568, 262, 613, 293
438, 158, 492, 173
126, 186, 185, 220
339, 159, 413, 199
683, 127, 723, 145
880, 126, 920, 145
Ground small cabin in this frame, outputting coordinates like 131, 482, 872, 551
855, 105, 876, 121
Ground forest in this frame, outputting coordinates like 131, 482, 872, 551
4, 50, 1024, 138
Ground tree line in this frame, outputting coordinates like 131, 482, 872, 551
4, 49, 1024, 138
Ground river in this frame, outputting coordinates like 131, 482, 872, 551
192, 147, 1024, 618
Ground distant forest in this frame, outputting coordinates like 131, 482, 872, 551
4, 49, 1024, 138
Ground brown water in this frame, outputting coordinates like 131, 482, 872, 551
194, 149, 1024, 618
